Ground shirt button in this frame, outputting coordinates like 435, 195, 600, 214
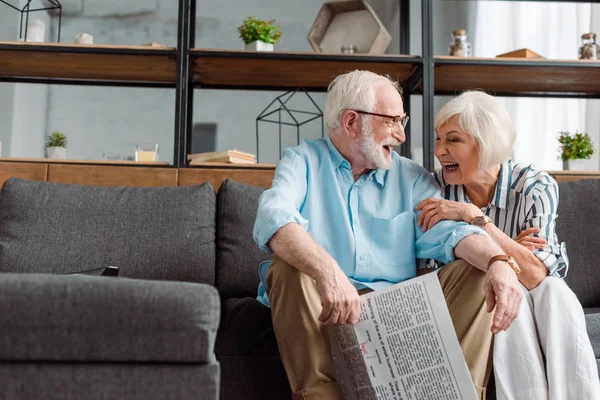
359, 255, 365, 261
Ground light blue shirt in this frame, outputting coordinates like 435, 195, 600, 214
253, 136, 487, 306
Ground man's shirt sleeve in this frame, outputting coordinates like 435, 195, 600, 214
253, 149, 309, 253
411, 169, 488, 264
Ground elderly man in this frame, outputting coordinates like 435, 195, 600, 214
253, 70, 522, 400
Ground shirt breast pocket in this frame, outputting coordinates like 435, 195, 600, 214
370, 211, 415, 268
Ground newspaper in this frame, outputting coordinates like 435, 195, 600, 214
328, 272, 478, 400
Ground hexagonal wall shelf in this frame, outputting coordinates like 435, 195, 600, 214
307, 0, 392, 55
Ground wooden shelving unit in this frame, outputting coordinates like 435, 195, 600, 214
434, 56, 600, 97
191, 49, 421, 91
0, 41, 177, 87
1, 0, 600, 171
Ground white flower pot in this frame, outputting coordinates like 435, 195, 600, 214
245, 40, 274, 52
46, 146, 67, 159
563, 159, 588, 171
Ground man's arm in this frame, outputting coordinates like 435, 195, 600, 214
254, 149, 360, 325
268, 223, 361, 325
479, 223, 547, 290
454, 234, 523, 334
410, 169, 522, 334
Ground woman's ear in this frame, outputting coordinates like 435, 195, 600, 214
341, 109, 360, 139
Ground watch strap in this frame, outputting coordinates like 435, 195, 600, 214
488, 254, 521, 275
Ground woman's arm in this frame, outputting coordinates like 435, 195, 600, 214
416, 198, 547, 290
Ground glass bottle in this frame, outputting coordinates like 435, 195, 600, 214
579, 33, 600, 60
449, 29, 471, 57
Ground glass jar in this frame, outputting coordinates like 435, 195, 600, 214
449, 29, 471, 57
579, 33, 600, 60
341, 44, 357, 54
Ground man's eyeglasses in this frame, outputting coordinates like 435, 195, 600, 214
353, 110, 409, 130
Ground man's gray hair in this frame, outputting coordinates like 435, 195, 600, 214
324, 70, 402, 133
435, 90, 516, 171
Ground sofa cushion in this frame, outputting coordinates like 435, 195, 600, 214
585, 308, 600, 359
0, 273, 220, 362
216, 179, 270, 298
557, 179, 600, 308
0, 177, 216, 284
1, 362, 220, 400
215, 297, 280, 357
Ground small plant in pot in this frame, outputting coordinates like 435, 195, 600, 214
558, 131, 594, 170
45, 131, 68, 159
238, 16, 282, 51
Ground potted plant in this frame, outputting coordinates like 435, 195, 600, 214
45, 131, 68, 159
237, 16, 282, 51
558, 131, 594, 170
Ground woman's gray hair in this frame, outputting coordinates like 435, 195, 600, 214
435, 90, 516, 170
324, 70, 402, 133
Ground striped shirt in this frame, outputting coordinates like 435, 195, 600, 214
423, 160, 569, 278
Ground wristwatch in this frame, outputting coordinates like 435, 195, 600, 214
470, 215, 492, 229
488, 254, 521, 276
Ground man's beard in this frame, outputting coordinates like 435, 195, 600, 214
360, 121, 396, 170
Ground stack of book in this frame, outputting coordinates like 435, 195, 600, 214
187, 149, 257, 165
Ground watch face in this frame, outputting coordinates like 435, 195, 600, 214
472, 216, 486, 228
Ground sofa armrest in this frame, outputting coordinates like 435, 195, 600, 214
0, 273, 220, 363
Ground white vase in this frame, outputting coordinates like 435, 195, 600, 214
46, 147, 67, 159
245, 40, 274, 52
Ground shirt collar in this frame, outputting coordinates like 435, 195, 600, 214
488, 160, 512, 210
372, 169, 386, 186
438, 160, 511, 209
324, 135, 386, 187
324, 134, 346, 169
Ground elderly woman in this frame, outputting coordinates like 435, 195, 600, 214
416, 91, 599, 399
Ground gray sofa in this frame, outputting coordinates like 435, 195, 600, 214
0, 178, 221, 400
0, 175, 598, 400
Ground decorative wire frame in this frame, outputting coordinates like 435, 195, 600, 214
0, 0, 62, 42
256, 88, 324, 162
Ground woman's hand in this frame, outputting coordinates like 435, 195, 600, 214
416, 198, 482, 231
515, 228, 546, 251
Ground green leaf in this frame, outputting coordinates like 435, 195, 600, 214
46, 131, 67, 148
557, 131, 594, 161
237, 16, 282, 45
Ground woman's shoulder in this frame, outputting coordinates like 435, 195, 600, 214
509, 161, 558, 198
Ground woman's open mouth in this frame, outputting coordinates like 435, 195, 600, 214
443, 163, 459, 172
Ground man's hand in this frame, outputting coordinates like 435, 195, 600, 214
515, 228, 546, 251
314, 263, 361, 325
483, 261, 523, 334
416, 198, 482, 231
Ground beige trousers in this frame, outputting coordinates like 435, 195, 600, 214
266, 257, 494, 400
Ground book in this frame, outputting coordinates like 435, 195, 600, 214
188, 149, 257, 165
496, 48, 544, 59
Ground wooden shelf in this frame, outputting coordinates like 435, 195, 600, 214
0, 41, 177, 87
189, 162, 276, 169
0, 158, 170, 166
191, 49, 421, 91
434, 56, 600, 97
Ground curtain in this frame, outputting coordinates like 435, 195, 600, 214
585, 5, 600, 170
472, 1, 595, 171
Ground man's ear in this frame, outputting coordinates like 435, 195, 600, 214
341, 109, 360, 139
